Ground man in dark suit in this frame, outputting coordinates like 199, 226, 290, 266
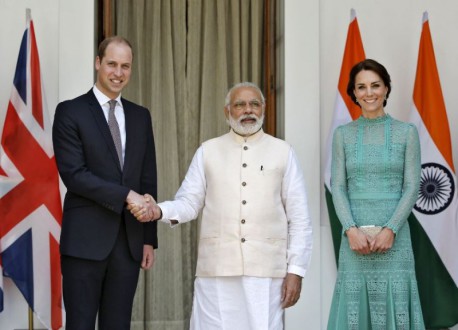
52, 36, 157, 330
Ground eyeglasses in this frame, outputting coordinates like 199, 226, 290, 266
231, 100, 263, 111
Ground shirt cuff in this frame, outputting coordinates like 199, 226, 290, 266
287, 265, 306, 278
159, 218, 179, 227
157, 202, 180, 227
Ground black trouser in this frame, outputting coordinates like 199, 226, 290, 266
62, 223, 140, 330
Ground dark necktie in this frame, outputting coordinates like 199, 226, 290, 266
108, 99, 123, 168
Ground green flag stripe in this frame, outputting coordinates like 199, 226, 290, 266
408, 213, 458, 328
325, 185, 342, 264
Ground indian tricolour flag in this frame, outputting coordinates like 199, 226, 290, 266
324, 9, 365, 262
408, 12, 458, 329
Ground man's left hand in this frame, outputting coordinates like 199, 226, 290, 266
141, 245, 155, 270
281, 273, 302, 308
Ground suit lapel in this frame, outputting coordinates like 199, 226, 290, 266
86, 90, 122, 172
123, 99, 136, 175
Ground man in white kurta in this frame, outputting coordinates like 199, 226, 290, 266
131, 82, 312, 330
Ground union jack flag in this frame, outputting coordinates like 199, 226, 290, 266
0, 10, 63, 329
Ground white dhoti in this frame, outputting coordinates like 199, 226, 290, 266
190, 276, 284, 330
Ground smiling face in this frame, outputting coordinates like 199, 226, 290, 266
353, 69, 388, 119
224, 86, 265, 136
95, 41, 132, 99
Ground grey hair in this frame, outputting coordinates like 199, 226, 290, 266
224, 82, 265, 107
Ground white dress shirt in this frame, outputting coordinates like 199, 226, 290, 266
92, 85, 126, 162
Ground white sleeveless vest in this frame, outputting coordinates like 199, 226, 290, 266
197, 129, 291, 278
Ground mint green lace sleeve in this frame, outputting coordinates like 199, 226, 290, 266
384, 124, 421, 233
331, 126, 356, 232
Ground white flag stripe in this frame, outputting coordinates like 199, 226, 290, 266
324, 92, 353, 189
0, 206, 61, 327
0, 206, 61, 251
409, 108, 458, 285
32, 206, 61, 327
10, 85, 54, 157
0, 145, 23, 198
410, 109, 455, 174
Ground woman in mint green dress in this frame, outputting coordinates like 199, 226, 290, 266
327, 59, 425, 330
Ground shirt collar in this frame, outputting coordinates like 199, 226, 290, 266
229, 128, 264, 144
92, 85, 123, 108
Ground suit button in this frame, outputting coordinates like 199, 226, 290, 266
242, 163, 247, 168
242, 200, 246, 205
241, 219, 246, 224
243, 146, 248, 150
242, 182, 246, 186
241, 238, 246, 243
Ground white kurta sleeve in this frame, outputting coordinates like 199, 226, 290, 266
282, 148, 313, 277
158, 146, 206, 225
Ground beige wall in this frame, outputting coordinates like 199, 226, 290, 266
284, 0, 321, 329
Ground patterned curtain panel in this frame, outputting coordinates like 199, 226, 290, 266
114, 1, 264, 329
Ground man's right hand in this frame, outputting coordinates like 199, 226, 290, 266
126, 190, 146, 206
126, 192, 161, 222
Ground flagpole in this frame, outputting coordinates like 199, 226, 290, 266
27, 8, 34, 328
28, 307, 34, 330
26, 9, 34, 330
26, 8, 31, 25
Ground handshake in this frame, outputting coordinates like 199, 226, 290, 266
126, 191, 162, 222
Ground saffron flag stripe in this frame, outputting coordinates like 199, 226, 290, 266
324, 9, 365, 264
412, 17, 454, 173
336, 10, 365, 121
324, 8, 365, 191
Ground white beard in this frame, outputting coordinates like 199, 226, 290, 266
227, 112, 264, 136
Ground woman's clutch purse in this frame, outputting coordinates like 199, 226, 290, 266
359, 225, 383, 238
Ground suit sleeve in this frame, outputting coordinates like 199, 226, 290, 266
141, 110, 158, 248
52, 101, 130, 214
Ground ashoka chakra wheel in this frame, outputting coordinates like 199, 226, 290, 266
414, 162, 454, 215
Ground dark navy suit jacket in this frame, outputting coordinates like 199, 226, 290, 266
52, 90, 157, 262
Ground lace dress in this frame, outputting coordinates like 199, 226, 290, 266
327, 114, 425, 330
